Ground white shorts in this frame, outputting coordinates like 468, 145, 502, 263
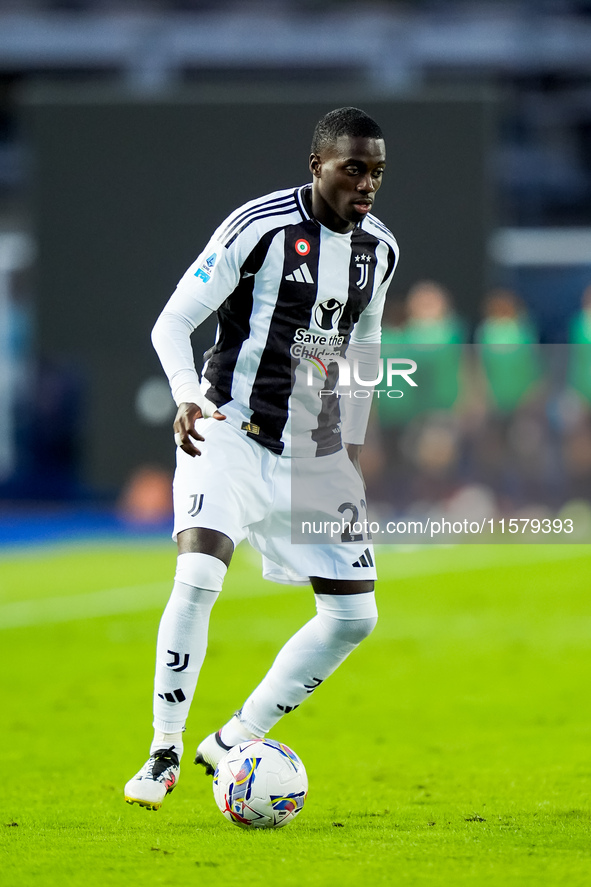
172, 417, 377, 585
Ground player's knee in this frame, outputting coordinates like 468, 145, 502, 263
315, 590, 378, 646
332, 614, 377, 645
175, 551, 227, 592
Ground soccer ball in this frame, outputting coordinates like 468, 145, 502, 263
212, 738, 308, 829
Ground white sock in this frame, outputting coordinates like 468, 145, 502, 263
150, 729, 184, 759
152, 553, 226, 737
219, 714, 261, 748
152, 581, 218, 735
236, 591, 378, 736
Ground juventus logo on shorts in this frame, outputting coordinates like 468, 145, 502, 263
188, 493, 204, 517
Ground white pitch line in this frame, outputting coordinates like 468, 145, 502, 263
0, 582, 171, 629
1, 543, 590, 630
0, 577, 296, 630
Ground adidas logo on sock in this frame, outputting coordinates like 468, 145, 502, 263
158, 688, 186, 703
352, 548, 374, 568
285, 263, 314, 284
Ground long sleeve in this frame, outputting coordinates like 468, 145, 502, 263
151, 230, 242, 411
340, 250, 397, 445
151, 299, 213, 409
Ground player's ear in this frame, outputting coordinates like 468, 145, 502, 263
309, 153, 322, 177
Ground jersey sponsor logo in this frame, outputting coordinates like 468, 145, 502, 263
290, 326, 344, 360
295, 238, 311, 256
314, 298, 345, 331
194, 268, 211, 283
285, 262, 314, 284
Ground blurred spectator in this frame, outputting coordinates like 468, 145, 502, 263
474, 288, 542, 413
567, 282, 591, 403
400, 280, 465, 346
568, 283, 591, 343
380, 296, 406, 345
469, 290, 562, 508
560, 282, 591, 499
378, 280, 466, 427
369, 281, 466, 510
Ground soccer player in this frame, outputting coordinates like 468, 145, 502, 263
124, 107, 399, 809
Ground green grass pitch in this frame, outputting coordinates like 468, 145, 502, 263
2, 540, 591, 886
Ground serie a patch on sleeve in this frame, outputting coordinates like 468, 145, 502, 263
194, 252, 218, 283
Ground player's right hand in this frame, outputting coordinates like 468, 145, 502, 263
173, 401, 226, 457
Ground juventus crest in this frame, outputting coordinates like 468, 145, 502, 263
355, 254, 372, 289
188, 493, 204, 517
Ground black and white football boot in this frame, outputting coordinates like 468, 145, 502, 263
124, 746, 180, 811
194, 730, 234, 776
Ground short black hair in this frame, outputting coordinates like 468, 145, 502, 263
311, 107, 384, 155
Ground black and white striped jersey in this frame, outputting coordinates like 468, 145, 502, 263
156, 184, 399, 456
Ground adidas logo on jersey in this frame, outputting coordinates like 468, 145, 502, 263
285, 263, 314, 284
352, 548, 374, 568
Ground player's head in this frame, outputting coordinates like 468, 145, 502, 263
310, 107, 384, 156
309, 107, 386, 234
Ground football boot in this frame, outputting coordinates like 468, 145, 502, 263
124, 746, 180, 810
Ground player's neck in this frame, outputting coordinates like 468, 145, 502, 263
307, 185, 355, 235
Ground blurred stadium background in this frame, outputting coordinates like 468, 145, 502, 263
1, 0, 591, 544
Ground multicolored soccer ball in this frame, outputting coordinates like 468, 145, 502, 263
212, 739, 308, 829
